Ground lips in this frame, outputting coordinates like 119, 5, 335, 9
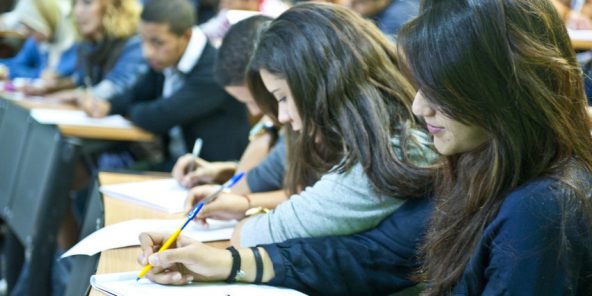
426, 123, 444, 134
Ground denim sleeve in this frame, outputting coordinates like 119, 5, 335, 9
0, 37, 43, 79
94, 36, 147, 100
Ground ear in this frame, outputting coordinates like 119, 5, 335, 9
182, 27, 192, 42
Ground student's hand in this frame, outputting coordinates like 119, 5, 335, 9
172, 155, 211, 187
20, 84, 49, 96
185, 185, 250, 221
567, 11, 592, 29
45, 89, 78, 103
172, 155, 236, 188
78, 95, 111, 118
40, 69, 58, 85
137, 232, 232, 284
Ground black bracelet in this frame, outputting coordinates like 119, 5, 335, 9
225, 246, 242, 283
251, 247, 263, 284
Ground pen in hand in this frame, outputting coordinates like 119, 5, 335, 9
136, 171, 245, 281
186, 138, 203, 174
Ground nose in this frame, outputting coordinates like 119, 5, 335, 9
277, 103, 291, 124
412, 91, 435, 117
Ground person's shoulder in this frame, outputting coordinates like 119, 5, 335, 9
499, 177, 559, 214
188, 43, 217, 75
123, 35, 142, 48
498, 168, 591, 225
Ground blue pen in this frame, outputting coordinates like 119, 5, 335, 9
136, 171, 245, 281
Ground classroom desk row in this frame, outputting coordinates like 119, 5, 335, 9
1, 93, 154, 141
89, 172, 229, 296
0, 94, 155, 295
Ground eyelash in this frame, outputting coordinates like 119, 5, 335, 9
277, 97, 287, 103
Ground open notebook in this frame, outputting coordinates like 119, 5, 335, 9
100, 178, 188, 213
91, 272, 307, 296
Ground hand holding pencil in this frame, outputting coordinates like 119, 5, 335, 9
136, 172, 245, 281
137, 232, 232, 285
171, 141, 238, 188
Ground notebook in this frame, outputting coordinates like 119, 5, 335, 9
91, 271, 308, 296
62, 218, 237, 258
31, 108, 133, 128
100, 178, 189, 213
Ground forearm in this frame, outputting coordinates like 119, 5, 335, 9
237, 133, 273, 172
260, 234, 419, 295
236, 247, 275, 283
43, 77, 76, 93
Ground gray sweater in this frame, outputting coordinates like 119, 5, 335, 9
239, 129, 436, 247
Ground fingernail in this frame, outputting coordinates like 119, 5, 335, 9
173, 273, 182, 281
148, 255, 160, 266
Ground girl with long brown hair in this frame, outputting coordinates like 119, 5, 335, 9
181, 2, 436, 248
136, 0, 592, 295
400, 0, 592, 294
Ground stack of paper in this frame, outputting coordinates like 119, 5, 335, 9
31, 108, 133, 128
100, 178, 188, 213
62, 218, 237, 258
91, 272, 307, 296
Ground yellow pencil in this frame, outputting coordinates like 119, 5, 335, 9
136, 227, 183, 281
136, 172, 245, 281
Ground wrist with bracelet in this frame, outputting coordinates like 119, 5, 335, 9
225, 246, 245, 283
225, 246, 264, 284
240, 194, 252, 210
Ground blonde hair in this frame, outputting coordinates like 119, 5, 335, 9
102, 0, 141, 38
35, 0, 60, 35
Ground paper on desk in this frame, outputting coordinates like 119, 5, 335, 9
91, 271, 307, 296
62, 218, 237, 258
31, 108, 133, 128
567, 28, 592, 41
100, 178, 188, 213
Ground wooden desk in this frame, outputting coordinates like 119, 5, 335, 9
569, 28, 592, 50
0, 95, 154, 141
89, 172, 229, 296
571, 38, 592, 50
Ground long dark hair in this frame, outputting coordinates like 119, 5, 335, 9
247, 2, 434, 197
399, 0, 592, 294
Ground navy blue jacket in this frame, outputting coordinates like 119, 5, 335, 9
263, 198, 431, 295
263, 173, 592, 295
109, 44, 249, 162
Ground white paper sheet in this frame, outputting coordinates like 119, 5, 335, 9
30, 108, 133, 128
568, 28, 592, 41
100, 178, 188, 213
91, 271, 307, 296
62, 218, 237, 258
